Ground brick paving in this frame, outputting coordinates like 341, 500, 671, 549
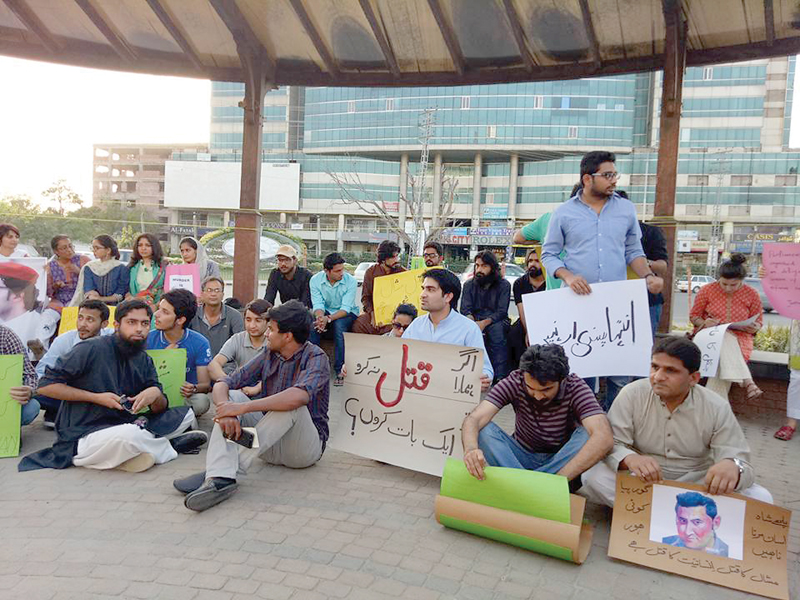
1, 390, 797, 600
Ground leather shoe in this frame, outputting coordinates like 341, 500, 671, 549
170, 431, 208, 454
184, 478, 238, 512
173, 471, 206, 494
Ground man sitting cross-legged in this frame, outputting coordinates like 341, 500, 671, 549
19, 299, 207, 473
580, 336, 773, 505
174, 300, 330, 511
461, 344, 613, 489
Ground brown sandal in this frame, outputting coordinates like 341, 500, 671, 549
745, 382, 763, 401
774, 426, 795, 441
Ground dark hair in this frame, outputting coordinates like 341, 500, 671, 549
718, 253, 748, 280
50, 235, 70, 252
245, 299, 272, 317
130, 232, 164, 267
93, 235, 120, 260
377, 240, 401, 263
0, 223, 21, 239
525, 248, 539, 263
580, 151, 616, 180
162, 289, 197, 326
675, 491, 718, 519
267, 299, 312, 344
179, 237, 198, 249
116, 298, 152, 322
422, 268, 461, 309
224, 297, 243, 310
652, 336, 701, 373
79, 299, 110, 322
616, 189, 629, 199
423, 241, 444, 256
202, 276, 225, 290
393, 303, 418, 320
570, 182, 582, 197
323, 252, 346, 271
474, 250, 500, 277
519, 344, 570, 384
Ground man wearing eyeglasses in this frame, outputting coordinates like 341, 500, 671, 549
541, 151, 664, 298
422, 241, 445, 268
263, 245, 312, 309
189, 276, 244, 359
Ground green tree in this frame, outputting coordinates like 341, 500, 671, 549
42, 179, 84, 215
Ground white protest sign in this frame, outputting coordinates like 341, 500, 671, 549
693, 315, 758, 377
168, 274, 194, 292
521, 279, 652, 377
329, 333, 482, 476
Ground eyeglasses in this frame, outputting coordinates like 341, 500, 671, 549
204, 288, 224, 294
591, 171, 620, 182
392, 322, 409, 331
423, 253, 439, 258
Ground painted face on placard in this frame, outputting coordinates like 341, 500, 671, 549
676, 505, 720, 550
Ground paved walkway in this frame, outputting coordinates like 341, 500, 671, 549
1, 390, 797, 600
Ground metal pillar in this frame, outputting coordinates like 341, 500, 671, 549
398, 153, 408, 234
472, 153, 482, 222
232, 54, 269, 303
432, 152, 443, 223
508, 153, 518, 226
653, 0, 686, 333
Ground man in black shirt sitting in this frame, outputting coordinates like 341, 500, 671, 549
264, 245, 312, 308
509, 249, 546, 369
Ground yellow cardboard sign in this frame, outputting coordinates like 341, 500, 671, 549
58, 305, 116, 335
373, 267, 439, 326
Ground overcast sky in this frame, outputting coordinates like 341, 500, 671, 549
1, 55, 798, 209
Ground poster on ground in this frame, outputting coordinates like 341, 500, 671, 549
329, 334, 482, 476
609, 472, 791, 600
521, 279, 652, 377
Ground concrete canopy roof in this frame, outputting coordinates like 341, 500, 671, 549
0, 0, 798, 86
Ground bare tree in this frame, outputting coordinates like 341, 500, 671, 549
326, 159, 458, 256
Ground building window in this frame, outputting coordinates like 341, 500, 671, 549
487, 125, 497, 139
597, 103, 606, 110
485, 193, 495, 204
702, 67, 713, 80
615, 103, 624, 111
533, 95, 544, 109
568, 126, 578, 139
561, 97, 570, 109
730, 175, 752, 186
460, 96, 471, 110
385, 98, 394, 111
681, 129, 691, 142
776, 174, 797, 186
688, 175, 709, 186
347, 100, 356, 113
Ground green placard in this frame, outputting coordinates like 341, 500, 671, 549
410, 256, 426, 270
440, 458, 571, 524
146, 349, 187, 408
790, 355, 800, 370
0, 355, 24, 458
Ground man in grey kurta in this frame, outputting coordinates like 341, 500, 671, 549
580, 336, 772, 506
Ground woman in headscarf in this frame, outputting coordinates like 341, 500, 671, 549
126, 232, 167, 309
70, 235, 129, 306
179, 237, 221, 280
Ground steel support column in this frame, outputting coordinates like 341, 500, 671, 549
654, 0, 686, 333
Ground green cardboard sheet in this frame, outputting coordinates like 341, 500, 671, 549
146, 349, 187, 408
440, 458, 571, 524
0, 355, 24, 458
438, 514, 574, 562
790, 355, 800, 370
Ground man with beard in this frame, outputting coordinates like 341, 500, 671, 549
352, 240, 406, 336
18, 300, 206, 473
423, 241, 445, 267
34, 300, 113, 428
461, 250, 511, 382
263, 245, 312, 308
509, 249, 546, 368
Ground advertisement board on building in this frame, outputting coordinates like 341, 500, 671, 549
164, 161, 300, 211
677, 230, 699, 240
482, 206, 508, 220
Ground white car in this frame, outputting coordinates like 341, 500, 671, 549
675, 274, 714, 293
354, 262, 375, 286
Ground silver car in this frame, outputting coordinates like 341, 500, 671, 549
354, 262, 375, 286
676, 274, 714, 294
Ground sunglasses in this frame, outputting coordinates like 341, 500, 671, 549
392, 322, 410, 331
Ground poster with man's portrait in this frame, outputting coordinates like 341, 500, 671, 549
649, 484, 746, 561
0, 258, 57, 356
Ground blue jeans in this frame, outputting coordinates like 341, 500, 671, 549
20, 397, 41, 427
649, 303, 663, 338
604, 376, 631, 411
478, 422, 589, 476
309, 312, 357, 374
484, 319, 511, 382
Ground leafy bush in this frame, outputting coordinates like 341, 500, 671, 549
754, 324, 790, 353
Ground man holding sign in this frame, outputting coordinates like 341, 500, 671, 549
352, 240, 405, 337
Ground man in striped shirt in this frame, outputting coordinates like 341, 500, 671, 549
461, 344, 612, 487
174, 300, 330, 512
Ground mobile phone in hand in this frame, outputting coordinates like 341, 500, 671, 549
224, 428, 255, 449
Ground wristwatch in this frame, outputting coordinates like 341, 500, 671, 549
644, 272, 656, 280
731, 457, 744, 485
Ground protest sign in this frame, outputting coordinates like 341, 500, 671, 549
434, 458, 593, 563
329, 333, 482, 476
521, 279, 652, 377
165, 264, 201, 296
58, 305, 117, 335
373, 267, 439, 326
0, 257, 55, 353
762, 243, 800, 319
692, 315, 758, 378
146, 349, 187, 408
0, 355, 23, 458
609, 472, 791, 600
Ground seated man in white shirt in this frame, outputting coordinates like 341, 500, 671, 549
34, 299, 113, 428
580, 336, 772, 505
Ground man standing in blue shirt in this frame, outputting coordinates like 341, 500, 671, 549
403, 268, 492, 392
309, 252, 359, 385
147, 289, 213, 416
541, 151, 664, 297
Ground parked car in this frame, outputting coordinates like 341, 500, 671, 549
354, 262, 375, 286
119, 249, 133, 264
744, 278, 773, 312
675, 274, 715, 294
460, 262, 525, 287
